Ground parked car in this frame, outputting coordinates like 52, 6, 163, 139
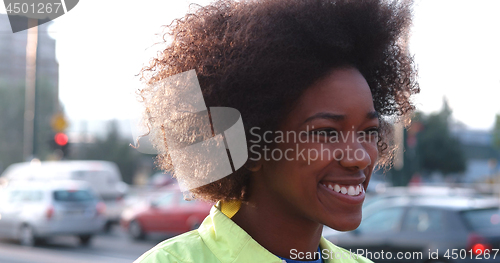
362, 185, 478, 217
120, 186, 212, 240
0, 160, 128, 231
148, 172, 176, 188
324, 195, 500, 263
0, 180, 106, 246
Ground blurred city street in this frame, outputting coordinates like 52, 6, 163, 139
0, 226, 162, 263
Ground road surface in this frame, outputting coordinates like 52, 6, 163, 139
0, 226, 168, 263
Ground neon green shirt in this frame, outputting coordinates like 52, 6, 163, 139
134, 205, 373, 263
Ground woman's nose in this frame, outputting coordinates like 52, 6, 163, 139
336, 143, 372, 170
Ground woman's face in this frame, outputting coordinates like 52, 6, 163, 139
258, 67, 379, 231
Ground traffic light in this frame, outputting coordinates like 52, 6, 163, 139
51, 132, 70, 157
54, 133, 68, 146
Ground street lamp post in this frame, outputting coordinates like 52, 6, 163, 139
23, 18, 38, 161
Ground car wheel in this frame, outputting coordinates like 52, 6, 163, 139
19, 225, 36, 247
102, 221, 113, 233
129, 220, 145, 240
78, 234, 93, 246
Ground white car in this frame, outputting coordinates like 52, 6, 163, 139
0, 160, 129, 231
0, 180, 106, 246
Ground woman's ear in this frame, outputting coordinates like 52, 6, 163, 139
244, 160, 262, 172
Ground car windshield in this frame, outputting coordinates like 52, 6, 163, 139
53, 190, 94, 202
461, 208, 500, 231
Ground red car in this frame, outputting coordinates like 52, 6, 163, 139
120, 186, 212, 240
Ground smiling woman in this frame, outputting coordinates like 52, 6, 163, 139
249, 68, 381, 235
135, 0, 419, 262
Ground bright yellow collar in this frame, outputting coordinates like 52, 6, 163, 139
218, 200, 241, 218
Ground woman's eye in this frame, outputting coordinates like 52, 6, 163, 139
310, 129, 338, 137
362, 127, 380, 138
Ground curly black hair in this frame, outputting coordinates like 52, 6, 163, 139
140, 0, 419, 202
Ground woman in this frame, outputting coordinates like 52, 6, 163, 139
135, 0, 419, 262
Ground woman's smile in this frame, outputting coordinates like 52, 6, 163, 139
318, 181, 366, 206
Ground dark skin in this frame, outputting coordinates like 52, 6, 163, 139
232, 67, 379, 259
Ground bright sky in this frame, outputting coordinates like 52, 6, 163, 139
410, 0, 500, 130
1, 0, 499, 131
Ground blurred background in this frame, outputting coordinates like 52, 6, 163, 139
0, 0, 499, 262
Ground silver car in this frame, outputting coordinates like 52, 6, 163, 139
1, 160, 129, 231
0, 180, 106, 246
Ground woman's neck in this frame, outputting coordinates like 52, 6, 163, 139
231, 192, 323, 259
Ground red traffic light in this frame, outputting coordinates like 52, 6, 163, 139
54, 133, 68, 146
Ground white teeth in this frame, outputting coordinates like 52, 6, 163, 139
323, 183, 364, 196
347, 186, 356, 196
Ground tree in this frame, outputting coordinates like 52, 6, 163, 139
33, 78, 60, 159
0, 82, 25, 171
0, 78, 59, 172
493, 114, 500, 151
415, 99, 466, 176
71, 120, 144, 184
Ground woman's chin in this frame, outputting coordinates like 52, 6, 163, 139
324, 217, 361, 232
